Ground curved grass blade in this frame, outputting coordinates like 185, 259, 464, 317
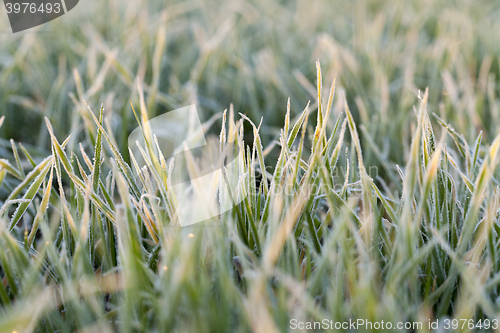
9, 162, 52, 231
27, 165, 54, 247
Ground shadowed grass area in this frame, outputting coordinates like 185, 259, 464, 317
1, 0, 500, 332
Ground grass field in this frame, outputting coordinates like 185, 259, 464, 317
1, 0, 500, 332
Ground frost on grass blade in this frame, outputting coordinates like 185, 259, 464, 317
128, 104, 246, 226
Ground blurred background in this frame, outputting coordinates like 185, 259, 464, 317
0, 0, 499, 174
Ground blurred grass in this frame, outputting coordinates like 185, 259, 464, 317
1, 0, 500, 332
1, 0, 500, 165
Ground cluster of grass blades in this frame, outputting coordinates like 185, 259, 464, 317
1, 62, 500, 332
